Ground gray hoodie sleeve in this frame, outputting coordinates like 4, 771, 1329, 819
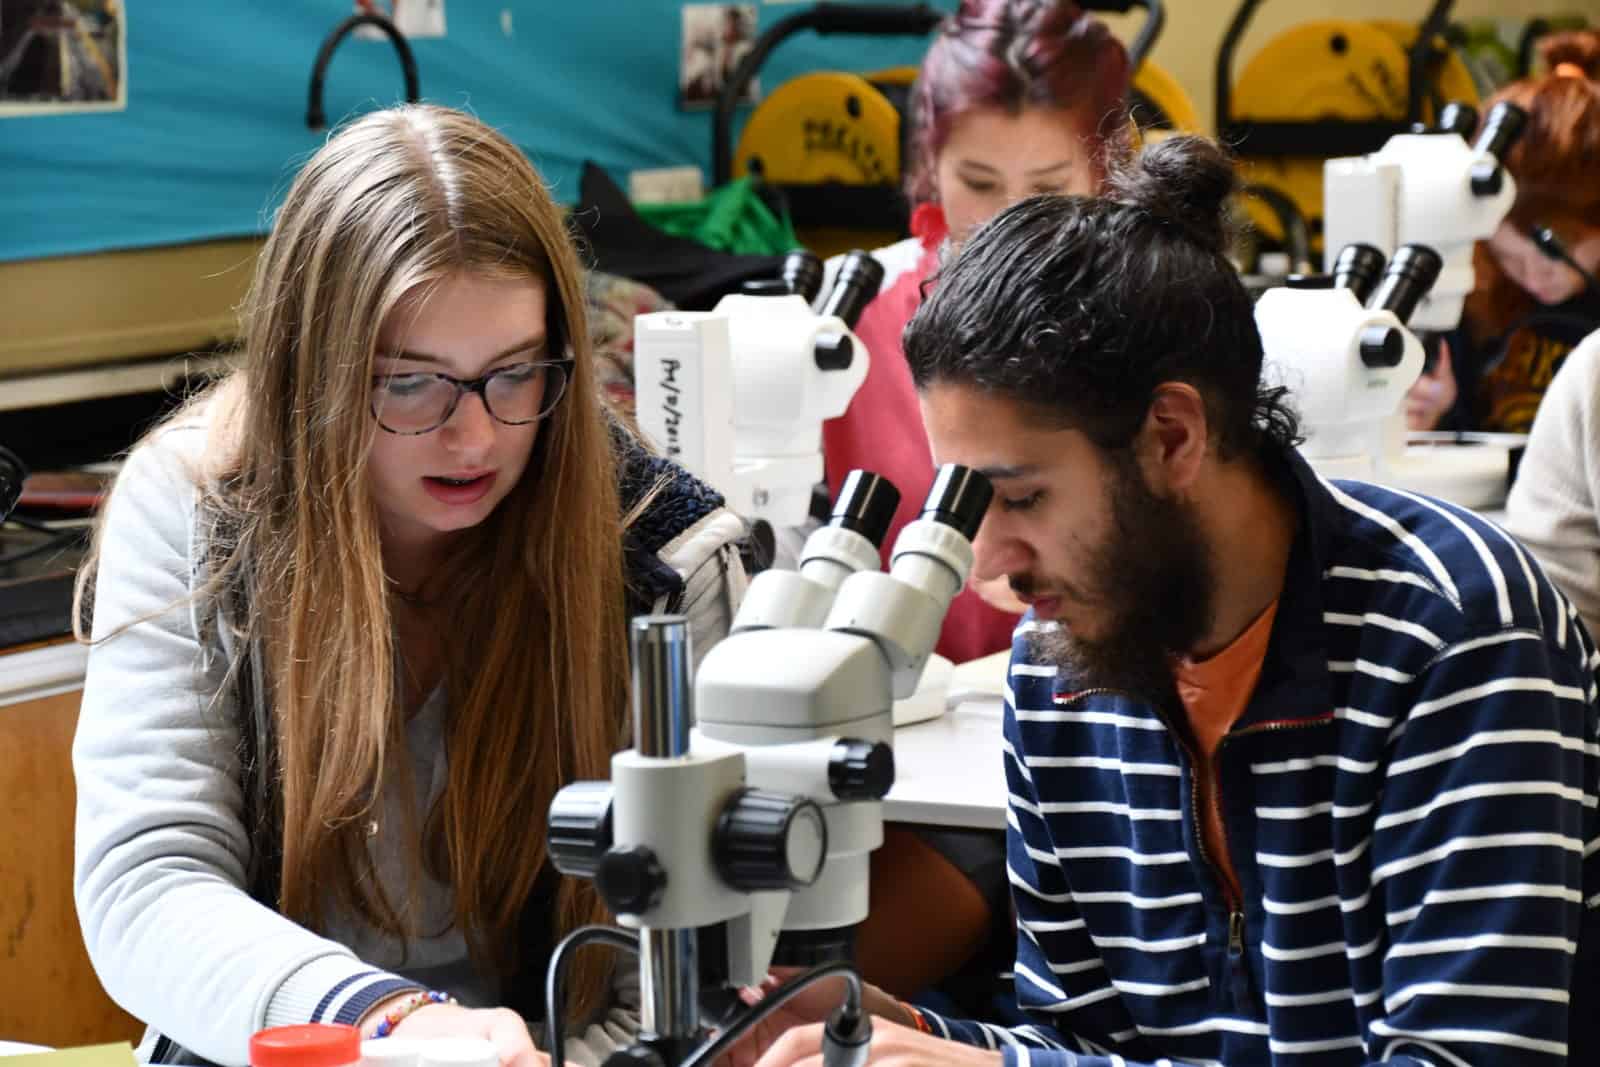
73, 427, 414, 1066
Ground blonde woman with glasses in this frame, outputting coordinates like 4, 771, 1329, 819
70, 105, 749, 1067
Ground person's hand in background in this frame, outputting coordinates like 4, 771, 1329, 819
1405, 336, 1458, 432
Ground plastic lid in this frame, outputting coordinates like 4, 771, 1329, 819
250, 1025, 360, 1067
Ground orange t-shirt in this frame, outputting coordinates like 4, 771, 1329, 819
1171, 600, 1280, 906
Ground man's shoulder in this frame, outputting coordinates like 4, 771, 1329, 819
1319, 477, 1593, 662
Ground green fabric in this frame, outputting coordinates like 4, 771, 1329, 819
636, 178, 800, 256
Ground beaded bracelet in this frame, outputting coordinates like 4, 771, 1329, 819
372, 990, 458, 1038
899, 1000, 932, 1035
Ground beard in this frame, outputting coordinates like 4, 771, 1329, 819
1022, 453, 1216, 713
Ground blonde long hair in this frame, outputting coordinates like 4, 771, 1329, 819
77, 105, 624, 1019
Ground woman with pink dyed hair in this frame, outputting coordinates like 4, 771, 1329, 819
838, 0, 1134, 1006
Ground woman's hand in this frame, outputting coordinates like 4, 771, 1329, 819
1405, 339, 1458, 432
367, 997, 548, 1067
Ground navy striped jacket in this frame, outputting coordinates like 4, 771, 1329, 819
922, 450, 1600, 1065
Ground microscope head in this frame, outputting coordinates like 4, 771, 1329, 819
1324, 100, 1528, 332
547, 466, 993, 990
1258, 243, 1441, 470
633, 251, 885, 526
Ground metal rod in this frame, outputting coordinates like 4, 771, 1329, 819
639, 926, 700, 1040
630, 614, 693, 758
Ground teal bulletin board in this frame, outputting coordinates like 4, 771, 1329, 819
0, 1, 945, 263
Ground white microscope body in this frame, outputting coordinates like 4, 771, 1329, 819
1257, 244, 1434, 482
1323, 101, 1525, 332
1264, 101, 1528, 506
634, 251, 884, 527
546, 468, 992, 1065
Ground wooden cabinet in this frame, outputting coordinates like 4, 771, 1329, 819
1, 642, 140, 1047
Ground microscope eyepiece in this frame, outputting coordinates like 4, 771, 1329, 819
0, 445, 26, 524
1434, 102, 1479, 138
1332, 243, 1387, 304
920, 465, 994, 542
781, 249, 825, 304
828, 470, 902, 548
1469, 101, 1529, 197
1368, 244, 1444, 326
819, 250, 887, 331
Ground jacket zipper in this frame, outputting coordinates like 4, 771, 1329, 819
1055, 688, 1336, 1013
1209, 715, 1337, 1010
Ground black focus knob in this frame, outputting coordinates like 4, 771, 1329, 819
715, 789, 828, 891
828, 739, 895, 801
546, 781, 614, 878
813, 332, 855, 372
596, 845, 667, 915
1359, 325, 1405, 369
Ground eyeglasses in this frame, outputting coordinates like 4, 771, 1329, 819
370, 359, 574, 435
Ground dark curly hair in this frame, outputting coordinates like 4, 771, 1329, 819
903, 134, 1301, 460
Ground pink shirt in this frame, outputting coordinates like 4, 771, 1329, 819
822, 242, 1021, 663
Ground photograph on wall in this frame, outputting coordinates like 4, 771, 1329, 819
354, 0, 447, 42
680, 3, 758, 110
0, 0, 125, 117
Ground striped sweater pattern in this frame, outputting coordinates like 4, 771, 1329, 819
921, 455, 1600, 1066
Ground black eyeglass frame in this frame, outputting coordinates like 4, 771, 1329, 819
370, 358, 575, 436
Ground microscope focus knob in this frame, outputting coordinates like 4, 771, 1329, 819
715, 789, 828, 890
546, 781, 615, 878
829, 739, 895, 801
1358, 325, 1405, 369
596, 845, 667, 915
813, 333, 856, 372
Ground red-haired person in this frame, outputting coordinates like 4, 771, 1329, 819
1406, 30, 1600, 433
825, 0, 1133, 1007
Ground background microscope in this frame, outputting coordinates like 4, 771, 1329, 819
633, 249, 885, 529
1264, 100, 1529, 508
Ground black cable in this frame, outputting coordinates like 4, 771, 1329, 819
0, 443, 25, 524
547, 925, 640, 1067
678, 961, 864, 1067
1531, 225, 1600, 299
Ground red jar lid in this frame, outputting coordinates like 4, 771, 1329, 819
250, 1024, 361, 1067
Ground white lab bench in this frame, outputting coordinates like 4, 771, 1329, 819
883, 698, 1009, 831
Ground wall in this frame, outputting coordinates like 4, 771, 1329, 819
0, 0, 945, 264
1095, 0, 1595, 133
5, 1, 1591, 266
